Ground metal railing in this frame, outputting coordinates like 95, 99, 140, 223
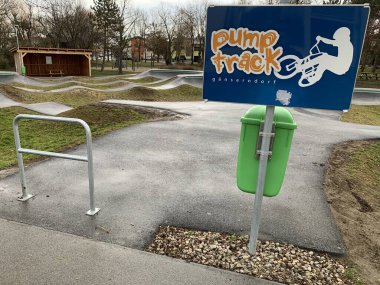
13, 114, 100, 216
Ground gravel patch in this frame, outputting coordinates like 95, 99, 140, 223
147, 226, 351, 285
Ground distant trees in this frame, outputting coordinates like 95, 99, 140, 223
92, 0, 119, 71
193, 1, 208, 65
135, 9, 149, 62
1, 0, 377, 73
180, 6, 196, 64
0, 5, 13, 68
0, 0, 211, 70
157, 6, 177, 65
113, 0, 136, 74
351, 0, 380, 72
145, 21, 167, 63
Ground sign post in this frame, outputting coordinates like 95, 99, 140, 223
248, 105, 275, 254
203, 5, 369, 255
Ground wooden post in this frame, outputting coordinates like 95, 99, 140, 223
21, 53, 26, 75
84, 54, 91, 77
14, 52, 20, 74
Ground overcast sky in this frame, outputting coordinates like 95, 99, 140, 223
80, 0, 266, 9
80, 0, 326, 11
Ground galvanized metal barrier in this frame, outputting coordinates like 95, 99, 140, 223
13, 114, 100, 216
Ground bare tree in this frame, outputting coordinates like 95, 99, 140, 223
62, 4, 97, 48
180, 5, 196, 64
135, 9, 149, 62
0, 0, 22, 68
0, 0, 13, 17
29, 0, 97, 49
113, 0, 136, 74
350, 0, 380, 72
145, 20, 166, 64
6, 0, 39, 46
157, 4, 177, 65
193, 0, 208, 65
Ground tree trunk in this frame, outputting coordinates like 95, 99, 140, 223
199, 37, 204, 65
372, 54, 377, 73
360, 52, 367, 72
138, 42, 141, 62
101, 50, 106, 71
118, 48, 123, 74
101, 29, 107, 72
191, 40, 194, 65
166, 40, 172, 65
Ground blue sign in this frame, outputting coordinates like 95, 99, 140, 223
203, 5, 369, 110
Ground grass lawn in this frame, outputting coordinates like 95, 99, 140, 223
331, 68, 380, 281
0, 68, 16, 72
146, 78, 174, 87
125, 76, 159, 83
341, 105, 380, 126
0, 103, 157, 170
91, 60, 164, 69
10, 77, 162, 91
32, 76, 130, 84
158, 63, 203, 71
1, 84, 202, 108
346, 141, 380, 198
11, 81, 128, 91
91, 69, 136, 77
16, 76, 160, 87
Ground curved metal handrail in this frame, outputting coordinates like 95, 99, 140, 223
13, 114, 100, 216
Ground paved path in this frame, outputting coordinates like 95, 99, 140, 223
0, 94, 72, 115
2, 72, 380, 101
0, 218, 277, 285
352, 89, 380, 105
14, 84, 138, 93
0, 72, 135, 87
0, 101, 379, 256
12, 74, 203, 93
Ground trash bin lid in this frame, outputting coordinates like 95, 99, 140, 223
240, 105, 297, 130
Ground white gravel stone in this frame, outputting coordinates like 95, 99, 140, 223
148, 226, 353, 285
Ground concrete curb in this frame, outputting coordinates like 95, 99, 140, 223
0, 218, 281, 285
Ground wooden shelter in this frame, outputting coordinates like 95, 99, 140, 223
11, 47, 92, 77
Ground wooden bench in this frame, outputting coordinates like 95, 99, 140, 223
49, 70, 64, 77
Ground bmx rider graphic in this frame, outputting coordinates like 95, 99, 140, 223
274, 27, 354, 87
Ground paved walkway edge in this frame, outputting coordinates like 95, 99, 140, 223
0, 218, 281, 285
354, 87, 380, 94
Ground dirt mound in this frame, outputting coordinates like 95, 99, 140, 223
325, 140, 380, 285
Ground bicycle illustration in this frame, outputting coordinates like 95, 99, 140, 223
274, 27, 354, 88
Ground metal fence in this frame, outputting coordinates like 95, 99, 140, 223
13, 114, 100, 216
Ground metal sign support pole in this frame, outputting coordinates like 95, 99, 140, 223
248, 105, 275, 255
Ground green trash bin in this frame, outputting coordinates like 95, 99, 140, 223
237, 106, 297, 197
21, 66, 26, 76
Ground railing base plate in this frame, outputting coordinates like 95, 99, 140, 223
86, 208, 100, 216
17, 194, 35, 202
